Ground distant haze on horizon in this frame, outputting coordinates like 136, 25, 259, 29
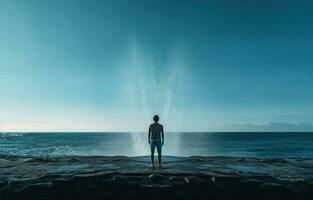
1, 0, 313, 132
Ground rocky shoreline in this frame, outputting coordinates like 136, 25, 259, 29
1, 156, 313, 200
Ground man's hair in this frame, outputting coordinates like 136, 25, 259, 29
153, 115, 159, 122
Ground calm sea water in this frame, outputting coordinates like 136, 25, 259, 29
1, 132, 313, 158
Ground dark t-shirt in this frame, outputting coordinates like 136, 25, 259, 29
149, 123, 163, 139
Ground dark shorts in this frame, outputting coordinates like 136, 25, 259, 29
150, 139, 162, 154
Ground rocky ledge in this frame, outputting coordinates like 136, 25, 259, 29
1, 156, 313, 200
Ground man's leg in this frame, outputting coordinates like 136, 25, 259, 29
158, 153, 161, 166
150, 141, 155, 167
151, 153, 154, 167
157, 140, 162, 166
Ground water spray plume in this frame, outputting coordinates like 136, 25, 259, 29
127, 40, 187, 156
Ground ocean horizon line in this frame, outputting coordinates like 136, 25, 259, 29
1, 131, 313, 133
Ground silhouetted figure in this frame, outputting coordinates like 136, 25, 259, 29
148, 115, 164, 167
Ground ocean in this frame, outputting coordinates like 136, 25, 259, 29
1, 132, 313, 158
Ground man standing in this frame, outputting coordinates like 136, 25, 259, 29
148, 115, 164, 167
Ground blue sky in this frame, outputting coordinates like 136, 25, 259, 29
0, 0, 313, 132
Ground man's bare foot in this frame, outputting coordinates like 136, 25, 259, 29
150, 164, 155, 168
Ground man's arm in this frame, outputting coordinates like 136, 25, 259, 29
148, 125, 151, 144
161, 125, 164, 145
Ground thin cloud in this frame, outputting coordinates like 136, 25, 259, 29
233, 122, 313, 132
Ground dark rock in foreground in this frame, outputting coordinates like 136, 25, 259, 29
1, 156, 313, 200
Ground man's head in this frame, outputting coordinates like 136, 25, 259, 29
153, 115, 159, 122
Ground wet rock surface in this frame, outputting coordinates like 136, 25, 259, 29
0, 156, 313, 199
